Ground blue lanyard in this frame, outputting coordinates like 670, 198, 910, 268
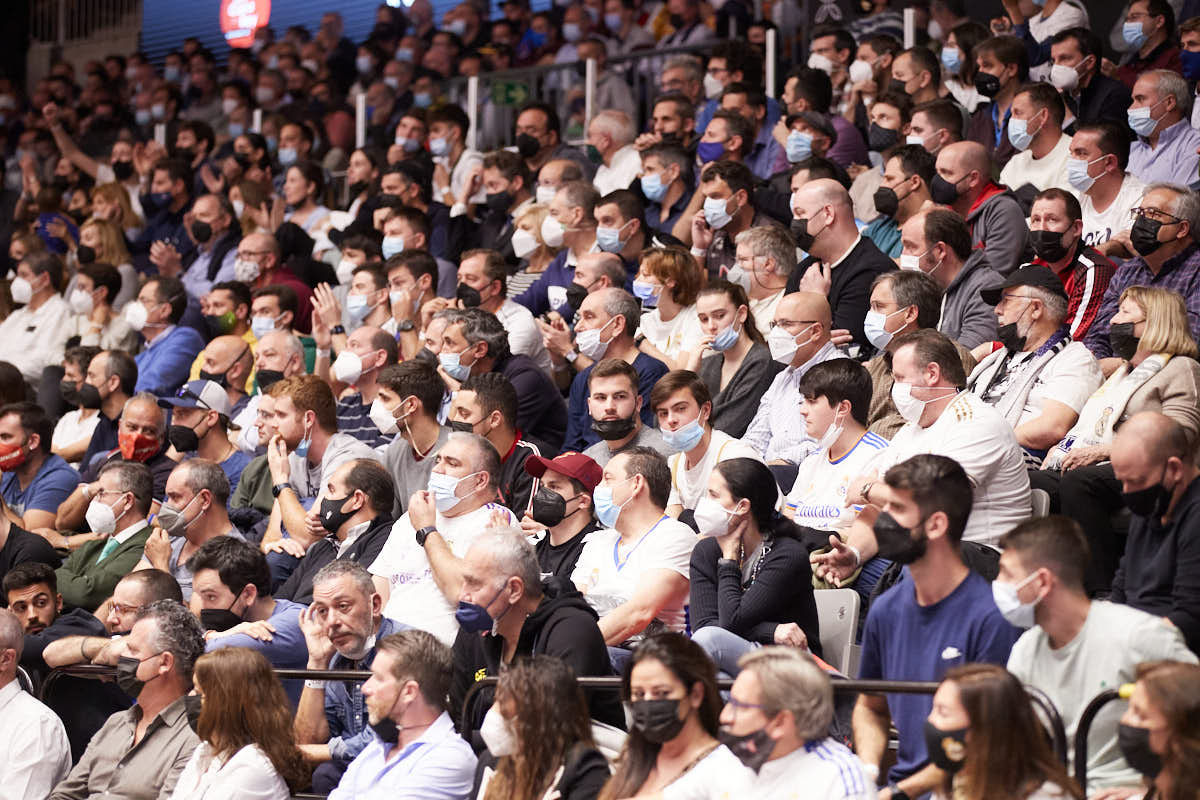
612, 515, 669, 571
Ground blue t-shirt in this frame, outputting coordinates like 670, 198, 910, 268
858, 569, 1021, 783
1, 454, 81, 518
205, 597, 308, 705
564, 351, 670, 453
181, 448, 252, 496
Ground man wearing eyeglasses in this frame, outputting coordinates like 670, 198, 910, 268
1083, 184, 1200, 375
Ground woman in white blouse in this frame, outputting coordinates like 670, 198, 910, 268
171, 648, 307, 800
634, 247, 704, 371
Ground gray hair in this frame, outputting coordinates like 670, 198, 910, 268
263, 330, 305, 362
1144, 182, 1200, 242
735, 226, 798, 277
135, 599, 206, 683
312, 559, 376, 598
444, 307, 510, 361
737, 647, 833, 741
124, 391, 167, 437
0, 608, 23, 662
178, 458, 231, 507
558, 180, 600, 220
590, 110, 636, 147
663, 55, 703, 82
1149, 69, 1193, 119
445, 431, 501, 492
469, 525, 544, 598
873, 270, 942, 330
97, 459, 155, 516
599, 287, 641, 340
1027, 285, 1068, 323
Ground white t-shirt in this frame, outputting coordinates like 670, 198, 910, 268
968, 340, 1103, 428
667, 429, 762, 511
1082, 173, 1146, 250
571, 515, 697, 633
748, 291, 784, 339
170, 742, 289, 800
1027, 0, 1089, 42
594, 145, 643, 196
876, 393, 1031, 547
1000, 133, 1072, 194
786, 431, 890, 531
370, 502, 518, 645
640, 304, 703, 363
51, 409, 102, 464
1008, 601, 1197, 793
495, 298, 553, 374
660, 744, 754, 800
749, 738, 876, 799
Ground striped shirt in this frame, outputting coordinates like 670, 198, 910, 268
750, 738, 875, 799
336, 392, 393, 449
786, 431, 890, 532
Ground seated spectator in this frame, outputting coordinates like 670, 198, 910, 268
653, 370, 761, 518
688, 161, 766, 280
56, 460, 156, 611
159, 380, 251, 493
720, 83, 787, 182
743, 292, 841, 473
1069, 122, 1143, 260
999, 82, 1071, 197
730, 225, 795, 338
634, 247, 704, 372
450, 373, 539, 512
788, 178, 896, 350
370, 432, 517, 644
1001, 516, 1196, 796
0, 607, 71, 799
589, 110, 640, 195
0, 402, 80, 530
0, 252, 72, 387
717, 647, 874, 797
449, 525, 623, 730
571, 448, 695, 653
964, 35, 1026, 169
134, 459, 242, 600
377, 361, 451, 516
512, 181, 600, 319
231, 330, 307, 454
128, 275, 206, 397
1023, 188, 1115, 342
861, 143, 935, 259
172, 647, 307, 799
640, 143, 695, 237
564, 289, 669, 453
1082, 183, 1200, 365
1048, 28, 1130, 129
690, 457, 821, 675
1118, 661, 1200, 799
468, 656, 611, 800
51, 600, 204, 800
473, 150, 535, 273
71, 260, 138, 355
237, 232, 315, 331
455, 248, 552, 373
598, 633, 746, 799
1111, 413, 1200, 652
1127, 70, 1200, 186
294, 560, 409, 792
191, 332, 255, 427
438, 308, 566, 451
900, 208, 1003, 349
852, 455, 1020, 798
1038, 287, 1200, 592
969, 267, 1102, 463
276, 459, 395, 605
537, 253, 628, 381
6, 562, 109, 680
933, 141, 1029, 276
925, 664, 1080, 800
504, 204, 556, 299
381, 249, 440, 355
154, 193, 240, 300
0, 495, 61, 574
581, 359, 668, 469
329, 629, 476, 799
326, 325, 400, 449
522, 452, 603, 580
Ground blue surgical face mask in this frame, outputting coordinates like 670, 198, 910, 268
454, 582, 508, 634
382, 235, 405, 259
703, 195, 735, 229
439, 349, 471, 381
1066, 156, 1105, 192
295, 422, 312, 458
592, 476, 632, 528
662, 416, 706, 453
396, 47, 415, 63
228, 122, 244, 138
400, 136, 422, 153
429, 137, 449, 157
413, 91, 433, 108
428, 470, 479, 512
786, 130, 813, 163
863, 307, 906, 351
1128, 97, 1165, 138
136, 108, 152, 126
277, 146, 297, 167
1123, 21, 1148, 50
1007, 112, 1041, 151
346, 293, 374, 321
266, 136, 278, 154
711, 319, 740, 351
595, 222, 628, 253
641, 172, 667, 202
632, 279, 661, 307
164, 65, 181, 83
940, 47, 962, 75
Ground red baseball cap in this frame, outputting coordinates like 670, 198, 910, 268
524, 452, 603, 492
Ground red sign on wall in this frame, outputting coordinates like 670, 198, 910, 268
220, 0, 271, 48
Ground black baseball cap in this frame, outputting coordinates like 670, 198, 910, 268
980, 265, 1068, 306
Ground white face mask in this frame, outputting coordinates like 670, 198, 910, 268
812, 405, 845, 451
767, 323, 814, 364
9, 276, 33, 305
86, 494, 126, 535
332, 351, 365, 385
577, 316, 617, 360
693, 495, 740, 538
69, 288, 95, 315
368, 396, 402, 436
540, 214, 566, 248
479, 706, 517, 756
991, 570, 1042, 628
336, 258, 358, 285
891, 381, 954, 424
124, 301, 150, 332
535, 185, 557, 205
511, 227, 539, 260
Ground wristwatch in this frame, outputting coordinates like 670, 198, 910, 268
415, 525, 437, 547
888, 783, 911, 800
397, 319, 415, 332
564, 346, 580, 364
272, 482, 293, 498
331, 324, 346, 335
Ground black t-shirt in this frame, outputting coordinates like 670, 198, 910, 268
535, 520, 600, 581
0, 523, 62, 579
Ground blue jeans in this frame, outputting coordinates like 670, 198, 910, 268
691, 626, 760, 678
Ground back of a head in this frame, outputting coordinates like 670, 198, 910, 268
883, 453, 972, 546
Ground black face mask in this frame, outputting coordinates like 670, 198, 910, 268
115, 654, 149, 697
175, 146, 195, 162
348, 180, 369, 197
887, 77, 910, 98
191, 220, 213, 243
68, 208, 89, 225
168, 423, 201, 453
1029, 229, 1071, 263
60, 379, 81, 406
456, 283, 483, 308
1117, 723, 1163, 778
592, 415, 637, 441
790, 218, 815, 250
413, 347, 439, 366
1122, 474, 1173, 519
485, 190, 513, 213
629, 697, 687, 744
200, 594, 244, 632
198, 365, 229, 387
447, 419, 475, 434
515, 133, 541, 158
320, 493, 359, 534
372, 715, 400, 744
659, 130, 682, 146
565, 282, 589, 312
718, 726, 776, 773
996, 321, 1027, 353
256, 369, 285, 392
1130, 215, 1167, 257
872, 511, 928, 564
668, 13, 686, 28
923, 720, 967, 773
531, 486, 580, 527
1109, 321, 1139, 361
78, 382, 103, 409
930, 173, 963, 205
76, 244, 97, 264
52, 175, 71, 192
872, 186, 904, 219
974, 71, 1002, 98
868, 122, 900, 152
184, 694, 203, 733
112, 160, 136, 181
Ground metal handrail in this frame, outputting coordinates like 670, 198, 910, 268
1073, 685, 1133, 791
38, 664, 373, 702
1025, 684, 1071, 766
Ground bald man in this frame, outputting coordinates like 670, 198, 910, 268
237, 232, 314, 333
786, 179, 896, 350
743, 292, 842, 473
1110, 412, 1200, 652
231, 329, 308, 455
195, 334, 254, 409
153, 193, 240, 300
931, 142, 1029, 276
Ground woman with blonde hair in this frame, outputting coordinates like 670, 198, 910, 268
90, 182, 144, 240
231, 179, 274, 237
634, 246, 704, 370
926, 664, 1082, 800
472, 656, 610, 800
70, 217, 138, 309
1033, 285, 1200, 592
507, 203, 558, 298
1120, 660, 1200, 800
171, 647, 308, 799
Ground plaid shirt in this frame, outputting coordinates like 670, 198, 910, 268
1083, 243, 1200, 358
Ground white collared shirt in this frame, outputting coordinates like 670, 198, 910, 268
0, 679, 72, 800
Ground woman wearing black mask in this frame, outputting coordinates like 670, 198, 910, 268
343, 147, 382, 217
598, 633, 743, 800
1119, 660, 1200, 800
51, 345, 103, 467
925, 664, 1081, 800
172, 647, 308, 799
